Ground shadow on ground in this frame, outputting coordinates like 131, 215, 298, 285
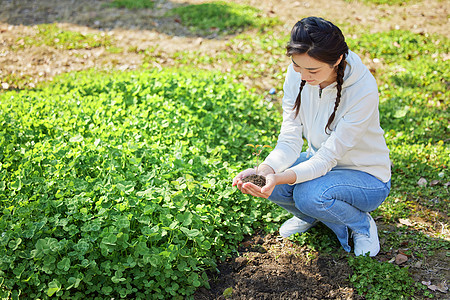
1, 0, 196, 35
0, 0, 259, 39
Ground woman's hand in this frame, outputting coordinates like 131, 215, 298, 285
240, 173, 277, 199
232, 164, 275, 192
232, 168, 256, 190
233, 168, 297, 199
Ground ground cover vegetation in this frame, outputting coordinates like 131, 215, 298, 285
0, 69, 286, 299
0, 0, 449, 299
166, 1, 281, 36
13, 24, 114, 51
107, 0, 155, 10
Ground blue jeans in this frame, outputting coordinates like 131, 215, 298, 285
268, 152, 391, 252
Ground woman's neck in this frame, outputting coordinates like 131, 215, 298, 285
319, 77, 336, 89
320, 61, 347, 89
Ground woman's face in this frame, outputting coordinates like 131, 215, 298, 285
291, 53, 341, 88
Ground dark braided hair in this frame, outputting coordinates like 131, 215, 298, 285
286, 17, 349, 133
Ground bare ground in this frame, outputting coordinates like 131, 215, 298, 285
0, 0, 448, 89
0, 0, 449, 299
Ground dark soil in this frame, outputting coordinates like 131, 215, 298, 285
242, 174, 266, 188
194, 232, 362, 300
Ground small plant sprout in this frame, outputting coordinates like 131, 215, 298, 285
242, 144, 273, 188
246, 144, 272, 173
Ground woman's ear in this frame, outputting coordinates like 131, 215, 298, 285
334, 54, 343, 67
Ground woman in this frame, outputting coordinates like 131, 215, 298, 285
232, 17, 391, 256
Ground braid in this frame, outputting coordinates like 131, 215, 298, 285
293, 80, 306, 117
325, 59, 346, 133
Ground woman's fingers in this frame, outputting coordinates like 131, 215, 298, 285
232, 168, 256, 188
242, 182, 270, 198
261, 174, 276, 194
241, 182, 259, 194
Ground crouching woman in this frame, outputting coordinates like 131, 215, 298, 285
233, 17, 391, 256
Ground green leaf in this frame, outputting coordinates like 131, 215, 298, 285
8, 238, 22, 250
102, 286, 113, 294
177, 212, 193, 226
116, 215, 130, 229
223, 287, 233, 297
10, 180, 22, 191
102, 234, 117, 246
180, 227, 200, 238
66, 277, 81, 290
57, 257, 71, 271
148, 255, 161, 267
47, 279, 61, 296
200, 240, 211, 250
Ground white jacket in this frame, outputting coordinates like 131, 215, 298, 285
262, 50, 391, 184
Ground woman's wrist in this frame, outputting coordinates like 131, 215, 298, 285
257, 164, 275, 176
273, 170, 297, 185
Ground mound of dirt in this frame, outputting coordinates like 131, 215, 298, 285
194, 232, 362, 300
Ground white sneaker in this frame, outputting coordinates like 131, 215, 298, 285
353, 213, 380, 257
279, 216, 317, 238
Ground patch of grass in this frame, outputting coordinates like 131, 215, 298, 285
289, 224, 341, 254
166, 1, 281, 36
108, 0, 154, 9
348, 255, 416, 299
17, 24, 113, 50
0, 68, 282, 299
346, 30, 450, 222
379, 226, 450, 255
106, 46, 124, 54
345, 29, 449, 298
0, 73, 35, 91
348, 30, 448, 64
145, 30, 288, 92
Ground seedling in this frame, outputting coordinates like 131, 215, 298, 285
242, 144, 272, 187
245, 144, 272, 173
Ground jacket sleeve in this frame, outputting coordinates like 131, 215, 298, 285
262, 64, 304, 173
287, 85, 380, 184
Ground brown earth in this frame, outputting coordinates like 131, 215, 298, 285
194, 230, 363, 300
0, 0, 448, 90
0, 0, 449, 299
193, 223, 450, 300
242, 174, 267, 188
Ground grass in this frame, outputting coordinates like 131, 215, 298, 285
351, 31, 450, 228
0, 68, 282, 299
166, 1, 281, 36
107, 0, 154, 9
348, 255, 416, 299
16, 24, 113, 50
144, 29, 289, 93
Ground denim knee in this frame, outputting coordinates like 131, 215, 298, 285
293, 184, 324, 216
268, 183, 294, 203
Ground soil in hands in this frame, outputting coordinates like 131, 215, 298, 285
242, 174, 266, 187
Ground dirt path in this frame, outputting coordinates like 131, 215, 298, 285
0, 0, 448, 89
